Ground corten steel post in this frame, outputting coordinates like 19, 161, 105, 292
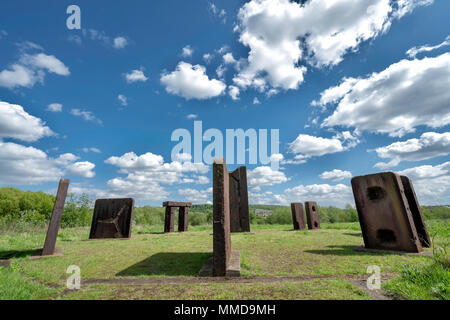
229, 166, 250, 233
164, 206, 175, 233
351, 172, 423, 253
291, 203, 306, 230
213, 158, 231, 276
42, 179, 69, 256
178, 207, 189, 232
305, 201, 320, 230
400, 176, 431, 247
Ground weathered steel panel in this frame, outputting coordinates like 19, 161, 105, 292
164, 206, 175, 233
42, 179, 69, 256
89, 198, 134, 239
178, 206, 189, 232
291, 202, 306, 230
351, 172, 422, 253
305, 201, 320, 230
213, 158, 231, 276
228, 166, 250, 233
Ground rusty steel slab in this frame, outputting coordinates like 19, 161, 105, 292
162, 201, 192, 207
291, 203, 306, 230
178, 206, 189, 232
351, 172, 423, 253
228, 166, 250, 233
164, 206, 176, 233
42, 179, 70, 256
400, 176, 431, 248
89, 198, 134, 239
305, 201, 320, 230
213, 158, 231, 276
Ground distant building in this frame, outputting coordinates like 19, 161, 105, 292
254, 209, 272, 218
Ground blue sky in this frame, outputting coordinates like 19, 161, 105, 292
1, 0, 449, 207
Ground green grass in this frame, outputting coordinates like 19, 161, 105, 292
0, 220, 448, 300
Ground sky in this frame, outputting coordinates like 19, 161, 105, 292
0, 0, 449, 207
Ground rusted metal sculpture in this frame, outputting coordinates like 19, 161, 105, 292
229, 166, 250, 233
89, 198, 134, 239
305, 201, 320, 230
213, 158, 231, 276
41, 179, 70, 256
291, 202, 306, 230
162, 201, 192, 232
351, 172, 429, 253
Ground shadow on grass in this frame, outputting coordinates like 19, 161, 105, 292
116, 252, 212, 277
0, 249, 40, 259
305, 245, 391, 256
343, 232, 363, 237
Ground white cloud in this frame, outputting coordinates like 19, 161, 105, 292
124, 68, 148, 83
223, 52, 237, 65
247, 166, 289, 186
393, 0, 434, 19
118, 94, 128, 106
82, 147, 101, 153
178, 187, 212, 204
181, 45, 194, 57
47, 103, 62, 112
70, 108, 102, 124
104, 151, 210, 201
0, 52, 69, 89
233, 0, 430, 93
289, 134, 343, 158
406, 35, 450, 58
0, 142, 95, 185
274, 183, 353, 208
228, 85, 240, 100
398, 161, 450, 205
66, 161, 95, 178
321, 53, 450, 137
160, 62, 226, 100
320, 169, 352, 181
374, 132, 450, 169
0, 101, 53, 142
253, 97, 260, 105
113, 36, 128, 49
203, 53, 213, 63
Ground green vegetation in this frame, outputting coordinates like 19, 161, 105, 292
0, 187, 448, 300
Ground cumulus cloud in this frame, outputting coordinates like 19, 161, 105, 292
46, 103, 62, 112
0, 51, 70, 89
104, 151, 210, 201
288, 131, 358, 160
374, 132, 450, 169
82, 147, 101, 153
398, 161, 450, 205
320, 169, 352, 181
181, 45, 194, 57
124, 68, 148, 83
0, 101, 53, 142
232, 0, 429, 93
320, 53, 450, 137
70, 108, 102, 124
209, 2, 227, 23
273, 183, 353, 208
113, 36, 128, 49
160, 62, 226, 100
253, 97, 261, 105
228, 85, 240, 100
178, 187, 212, 204
247, 166, 289, 186
0, 142, 95, 185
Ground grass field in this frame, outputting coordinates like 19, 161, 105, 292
0, 221, 448, 300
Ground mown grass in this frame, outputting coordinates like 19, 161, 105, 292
0, 220, 448, 300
